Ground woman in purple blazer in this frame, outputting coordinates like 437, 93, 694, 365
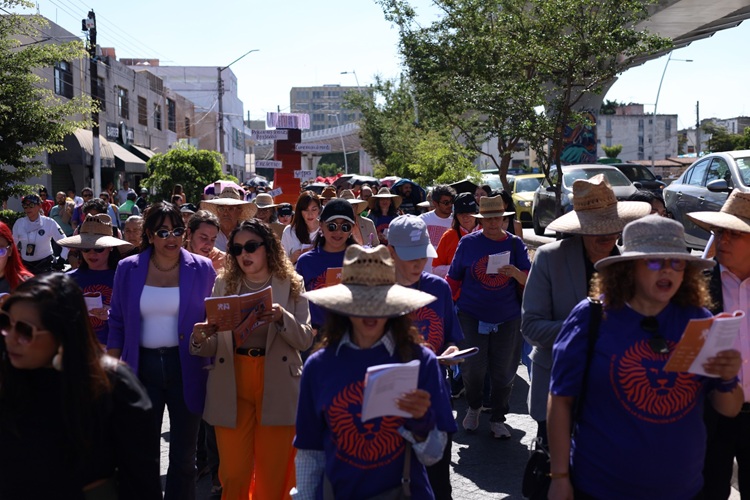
107, 201, 216, 500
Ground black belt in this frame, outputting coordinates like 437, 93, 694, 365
236, 347, 265, 357
741, 403, 750, 413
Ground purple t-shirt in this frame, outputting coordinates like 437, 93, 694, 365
295, 246, 346, 327
67, 268, 116, 345
294, 342, 456, 499
447, 231, 530, 323
408, 272, 463, 353
551, 299, 717, 499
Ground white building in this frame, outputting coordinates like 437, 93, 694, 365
598, 104, 678, 162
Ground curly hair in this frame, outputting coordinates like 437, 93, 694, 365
317, 313, 423, 362
590, 260, 712, 311
220, 219, 303, 297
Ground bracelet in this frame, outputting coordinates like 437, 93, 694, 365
547, 472, 569, 479
715, 376, 739, 393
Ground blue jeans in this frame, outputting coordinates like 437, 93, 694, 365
139, 347, 201, 500
458, 311, 522, 422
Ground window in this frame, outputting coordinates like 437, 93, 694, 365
116, 87, 129, 119
606, 119, 612, 133
137, 96, 148, 126
638, 119, 644, 133
312, 91, 324, 99
665, 118, 672, 137
167, 98, 176, 132
184, 117, 191, 137
54, 61, 73, 99
154, 104, 162, 130
684, 160, 709, 186
312, 113, 325, 122
706, 158, 731, 187
296, 91, 309, 99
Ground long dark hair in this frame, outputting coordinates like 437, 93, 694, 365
370, 198, 398, 218
140, 201, 183, 250
0, 222, 32, 289
0, 274, 110, 448
291, 191, 321, 244
77, 247, 123, 271
318, 313, 422, 362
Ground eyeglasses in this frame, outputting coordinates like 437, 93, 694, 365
0, 246, 9, 258
644, 258, 686, 272
640, 316, 670, 355
438, 200, 454, 206
325, 222, 353, 233
229, 241, 265, 256
154, 227, 186, 239
81, 248, 107, 254
0, 310, 52, 346
710, 227, 747, 240
21, 203, 38, 209
82, 193, 93, 198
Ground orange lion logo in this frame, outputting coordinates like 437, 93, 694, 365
309, 273, 326, 291
410, 306, 444, 353
471, 255, 510, 290
612, 340, 701, 424
327, 381, 405, 469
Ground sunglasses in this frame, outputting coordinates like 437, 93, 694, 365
154, 227, 186, 239
0, 246, 9, 258
438, 200, 454, 206
82, 194, 93, 198
81, 247, 107, 254
229, 241, 265, 256
640, 316, 670, 355
644, 258, 686, 272
21, 203, 39, 209
0, 310, 52, 346
325, 222, 353, 233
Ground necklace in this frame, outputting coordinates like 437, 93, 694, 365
242, 274, 272, 291
151, 256, 179, 272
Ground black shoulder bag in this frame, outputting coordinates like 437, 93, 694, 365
521, 298, 602, 500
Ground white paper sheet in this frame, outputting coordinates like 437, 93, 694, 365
361, 359, 420, 422
486, 251, 511, 274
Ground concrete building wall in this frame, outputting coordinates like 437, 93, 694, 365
598, 114, 678, 162
290, 85, 365, 131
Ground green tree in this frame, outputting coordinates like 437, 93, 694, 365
0, 2, 94, 201
316, 162, 341, 178
701, 122, 735, 153
602, 144, 623, 158
141, 145, 232, 204
407, 131, 482, 187
600, 99, 623, 115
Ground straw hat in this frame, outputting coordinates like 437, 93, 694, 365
303, 245, 436, 318
472, 195, 514, 219
58, 214, 134, 251
687, 190, 750, 234
339, 189, 367, 211
547, 174, 651, 235
252, 193, 278, 209
595, 215, 714, 271
368, 187, 402, 210
320, 186, 337, 200
200, 186, 257, 221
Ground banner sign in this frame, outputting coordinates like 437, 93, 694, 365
295, 143, 331, 153
294, 170, 316, 180
251, 130, 288, 141
270, 187, 283, 197
256, 160, 283, 169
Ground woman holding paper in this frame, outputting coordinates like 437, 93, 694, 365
190, 219, 313, 499
107, 201, 216, 500
294, 244, 456, 499
548, 215, 743, 500
445, 195, 530, 439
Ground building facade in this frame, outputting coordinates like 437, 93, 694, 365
290, 85, 365, 131
598, 104, 678, 162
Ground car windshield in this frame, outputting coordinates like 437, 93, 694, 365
736, 157, 750, 186
515, 177, 543, 193
563, 168, 632, 187
619, 165, 656, 181
481, 174, 503, 191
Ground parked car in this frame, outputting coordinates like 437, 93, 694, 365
510, 174, 544, 226
663, 150, 750, 249
609, 163, 667, 194
532, 164, 638, 236
480, 170, 513, 193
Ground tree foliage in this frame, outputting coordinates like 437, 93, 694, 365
602, 144, 623, 158
406, 131, 482, 187
141, 145, 232, 204
0, 1, 94, 201
700, 122, 750, 153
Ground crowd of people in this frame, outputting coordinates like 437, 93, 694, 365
0, 173, 748, 500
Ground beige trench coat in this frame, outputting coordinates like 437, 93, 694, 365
190, 274, 313, 428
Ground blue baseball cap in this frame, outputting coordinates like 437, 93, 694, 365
387, 215, 437, 261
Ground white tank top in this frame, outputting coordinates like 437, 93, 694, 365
140, 286, 180, 348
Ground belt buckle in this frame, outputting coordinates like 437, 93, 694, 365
248, 348, 262, 357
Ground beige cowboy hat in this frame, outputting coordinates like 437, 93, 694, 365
472, 195, 515, 219
687, 190, 750, 234
320, 186, 338, 200
252, 192, 278, 209
368, 187, 402, 210
595, 215, 714, 271
547, 174, 651, 235
339, 189, 367, 212
58, 214, 134, 251
303, 245, 436, 318
200, 186, 257, 221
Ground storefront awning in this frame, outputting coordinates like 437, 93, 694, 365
129, 144, 157, 162
50, 128, 115, 168
110, 142, 147, 173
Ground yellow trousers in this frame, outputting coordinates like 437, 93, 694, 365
215, 355, 296, 500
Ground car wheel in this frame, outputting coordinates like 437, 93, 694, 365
532, 209, 545, 236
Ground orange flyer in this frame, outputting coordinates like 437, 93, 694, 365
325, 267, 343, 287
205, 286, 273, 345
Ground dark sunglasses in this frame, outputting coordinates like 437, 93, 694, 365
438, 200, 454, 206
644, 258, 686, 272
82, 193, 93, 198
81, 247, 107, 254
21, 203, 39, 209
0, 310, 52, 346
154, 227, 186, 239
326, 222, 353, 233
229, 241, 265, 256
640, 316, 670, 355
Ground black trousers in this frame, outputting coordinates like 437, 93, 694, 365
426, 433, 453, 500
703, 404, 750, 499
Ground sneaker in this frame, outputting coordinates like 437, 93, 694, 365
490, 421, 511, 439
463, 407, 480, 431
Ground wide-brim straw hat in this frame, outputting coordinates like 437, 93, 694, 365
252, 192, 278, 209
339, 189, 367, 211
368, 187, 402, 210
320, 187, 338, 200
547, 174, 651, 235
595, 215, 715, 271
58, 214, 134, 251
687, 190, 750, 234
200, 186, 257, 220
303, 245, 436, 318
472, 195, 515, 219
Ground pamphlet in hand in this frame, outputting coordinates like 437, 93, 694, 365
663, 310, 745, 377
361, 359, 420, 422
205, 286, 273, 346
325, 267, 343, 287
486, 251, 511, 274
437, 347, 479, 362
83, 292, 103, 311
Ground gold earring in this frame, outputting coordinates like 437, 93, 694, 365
52, 346, 63, 372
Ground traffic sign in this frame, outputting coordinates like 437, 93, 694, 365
295, 143, 332, 153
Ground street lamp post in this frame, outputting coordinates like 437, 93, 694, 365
331, 113, 348, 175
651, 53, 692, 169
218, 49, 259, 170
340, 70, 360, 90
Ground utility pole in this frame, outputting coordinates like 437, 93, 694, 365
695, 101, 701, 157
82, 10, 99, 194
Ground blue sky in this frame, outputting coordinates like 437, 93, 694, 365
25, 0, 750, 131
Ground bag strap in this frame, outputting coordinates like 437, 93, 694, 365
401, 444, 412, 497
573, 297, 602, 422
